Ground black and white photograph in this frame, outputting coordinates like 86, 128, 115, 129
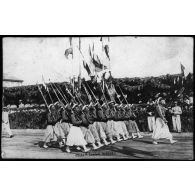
1, 36, 194, 160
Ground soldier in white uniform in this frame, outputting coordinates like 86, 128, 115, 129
19, 100, 25, 108
171, 101, 182, 133
2, 106, 14, 138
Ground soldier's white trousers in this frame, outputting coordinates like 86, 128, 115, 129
2, 122, 13, 136
172, 115, 181, 132
147, 116, 156, 132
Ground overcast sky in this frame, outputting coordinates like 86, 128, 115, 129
3, 37, 193, 85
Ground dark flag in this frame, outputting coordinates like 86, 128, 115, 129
79, 37, 81, 51
89, 45, 93, 58
69, 37, 72, 46
104, 45, 110, 60
181, 63, 185, 77
83, 61, 91, 76
92, 56, 107, 72
64, 48, 73, 59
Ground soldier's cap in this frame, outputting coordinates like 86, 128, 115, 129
72, 103, 78, 109
94, 102, 98, 106
108, 101, 114, 105
156, 97, 162, 104
82, 105, 88, 111
155, 93, 161, 98
65, 104, 69, 108
102, 103, 107, 107
49, 104, 54, 108
89, 102, 93, 107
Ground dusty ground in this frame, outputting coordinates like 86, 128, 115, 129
1, 129, 194, 160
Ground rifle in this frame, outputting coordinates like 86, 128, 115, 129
52, 82, 68, 104
99, 82, 108, 106
85, 82, 99, 103
65, 85, 78, 104
42, 75, 54, 104
118, 85, 129, 104
37, 84, 51, 113
105, 82, 118, 104
82, 83, 94, 104
49, 82, 64, 105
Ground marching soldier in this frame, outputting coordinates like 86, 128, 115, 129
97, 103, 116, 144
95, 102, 110, 145
84, 103, 104, 148
170, 101, 182, 133
2, 106, 14, 138
113, 104, 127, 140
53, 101, 65, 148
58, 103, 71, 147
146, 99, 156, 132
119, 104, 131, 139
42, 104, 58, 148
80, 105, 99, 150
102, 103, 117, 143
108, 102, 123, 141
124, 104, 143, 139
66, 104, 90, 153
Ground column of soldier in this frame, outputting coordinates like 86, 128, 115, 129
38, 81, 143, 153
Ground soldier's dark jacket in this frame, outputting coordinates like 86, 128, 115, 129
109, 106, 116, 120
80, 111, 90, 127
83, 108, 94, 124
119, 107, 126, 121
102, 106, 111, 121
113, 106, 121, 121
96, 106, 107, 122
146, 104, 155, 116
88, 106, 97, 122
47, 112, 57, 126
70, 110, 83, 127
61, 109, 70, 123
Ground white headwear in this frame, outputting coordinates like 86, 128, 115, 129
82, 105, 88, 111
72, 104, 78, 109
156, 97, 162, 104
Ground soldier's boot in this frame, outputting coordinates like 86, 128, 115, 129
137, 132, 143, 138
92, 143, 98, 150
132, 133, 137, 139
110, 138, 116, 144
116, 136, 122, 142
97, 141, 103, 148
66, 146, 71, 153
43, 143, 49, 149
76, 146, 81, 151
83, 146, 90, 152
103, 138, 110, 145
59, 141, 64, 148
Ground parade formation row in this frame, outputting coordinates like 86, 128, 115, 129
42, 101, 144, 153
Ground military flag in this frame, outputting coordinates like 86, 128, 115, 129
64, 37, 73, 59
181, 63, 185, 77
104, 45, 110, 60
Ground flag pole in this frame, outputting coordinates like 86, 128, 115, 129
101, 37, 105, 90
108, 37, 111, 71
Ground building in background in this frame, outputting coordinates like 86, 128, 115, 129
3, 73, 24, 88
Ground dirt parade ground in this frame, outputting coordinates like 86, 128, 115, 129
1, 129, 194, 160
